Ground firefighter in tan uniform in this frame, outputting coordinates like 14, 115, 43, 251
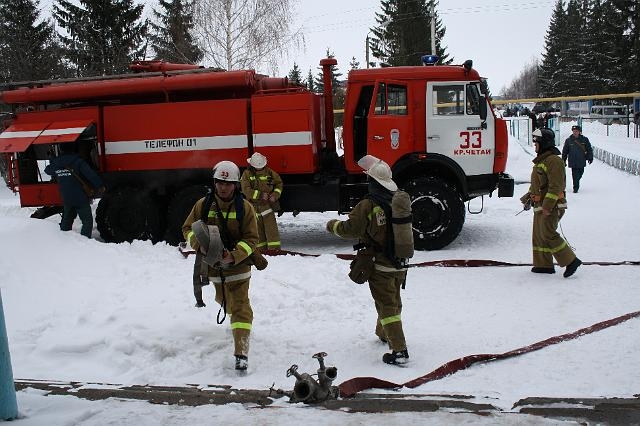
240, 152, 283, 250
520, 128, 582, 278
326, 156, 409, 365
182, 161, 259, 371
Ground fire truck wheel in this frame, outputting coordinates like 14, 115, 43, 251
405, 177, 465, 250
96, 187, 162, 243
164, 184, 210, 246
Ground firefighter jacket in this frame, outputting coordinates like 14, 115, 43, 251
44, 153, 103, 207
240, 167, 283, 209
327, 198, 398, 269
562, 135, 593, 168
520, 148, 567, 213
182, 193, 259, 279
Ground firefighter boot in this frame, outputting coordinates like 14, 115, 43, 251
382, 349, 409, 365
563, 257, 582, 278
235, 355, 248, 371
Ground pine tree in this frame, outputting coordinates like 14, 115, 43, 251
0, 0, 68, 82
287, 63, 304, 85
349, 56, 360, 70
611, 0, 640, 92
585, 0, 626, 94
149, 0, 202, 64
539, 0, 568, 97
306, 69, 315, 92
53, 0, 146, 77
561, 0, 590, 95
369, 0, 450, 67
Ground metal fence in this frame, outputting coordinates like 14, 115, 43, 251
593, 147, 640, 176
572, 117, 640, 139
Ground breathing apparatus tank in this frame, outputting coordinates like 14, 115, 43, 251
391, 190, 414, 261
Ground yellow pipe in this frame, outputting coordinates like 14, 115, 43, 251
492, 92, 640, 105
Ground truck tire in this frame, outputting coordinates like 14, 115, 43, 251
164, 185, 209, 246
96, 187, 162, 243
405, 177, 465, 250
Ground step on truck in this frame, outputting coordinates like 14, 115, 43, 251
0, 57, 514, 250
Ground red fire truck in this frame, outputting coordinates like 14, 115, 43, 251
0, 58, 513, 250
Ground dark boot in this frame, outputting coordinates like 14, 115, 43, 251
531, 266, 555, 274
563, 258, 582, 278
382, 349, 409, 365
235, 355, 248, 371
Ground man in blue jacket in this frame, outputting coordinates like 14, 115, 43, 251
45, 143, 104, 238
562, 125, 594, 193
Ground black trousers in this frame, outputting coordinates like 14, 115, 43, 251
571, 167, 584, 191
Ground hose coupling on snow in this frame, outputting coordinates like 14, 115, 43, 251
286, 352, 338, 403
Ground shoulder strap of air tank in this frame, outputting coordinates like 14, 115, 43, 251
201, 188, 214, 222
234, 192, 244, 233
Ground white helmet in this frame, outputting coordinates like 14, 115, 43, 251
357, 155, 398, 192
212, 160, 240, 182
247, 152, 267, 169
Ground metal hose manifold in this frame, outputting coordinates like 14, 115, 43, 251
286, 352, 338, 403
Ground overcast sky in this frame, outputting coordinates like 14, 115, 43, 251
281, 0, 557, 94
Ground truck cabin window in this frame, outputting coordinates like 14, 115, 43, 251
374, 83, 408, 115
432, 85, 465, 116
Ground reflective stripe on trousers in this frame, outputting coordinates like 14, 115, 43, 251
209, 271, 251, 283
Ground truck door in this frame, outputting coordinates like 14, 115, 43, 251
425, 82, 495, 175
367, 81, 412, 162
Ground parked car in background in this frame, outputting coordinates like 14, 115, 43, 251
584, 105, 632, 124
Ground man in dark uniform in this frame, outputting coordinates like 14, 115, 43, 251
182, 160, 259, 371
44, 143, 104, 238
326, 155, 410, 365
520, 128, 582, 278
562, 125, 593, 193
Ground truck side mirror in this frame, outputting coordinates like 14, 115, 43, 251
479, 95, 487, 121
479, 95, 488, 129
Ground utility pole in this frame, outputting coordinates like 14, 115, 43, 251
366, 33, 370, 69
430, 1, 436, 56
0, 291, 18, 420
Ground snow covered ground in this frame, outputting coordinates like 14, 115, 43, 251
1, 125, 639, 425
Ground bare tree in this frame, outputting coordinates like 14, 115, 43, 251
193, 0, 301, 72
501, 59, 539, 99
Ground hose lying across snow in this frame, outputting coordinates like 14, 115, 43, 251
338, 310, 640, 397
264, 249, 640, 268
